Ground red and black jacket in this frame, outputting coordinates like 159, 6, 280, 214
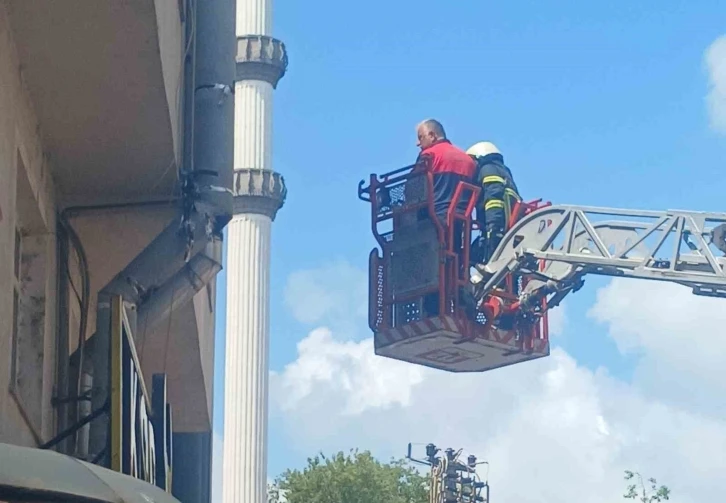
415, 140, 476, 223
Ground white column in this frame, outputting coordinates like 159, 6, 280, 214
236, 0, 271, 36
225, 0, 286, 500
234, 81, 273, 171
223, 213, 272, 503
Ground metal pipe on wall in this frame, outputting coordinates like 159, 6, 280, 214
191, 0, 235, 233
135, 236, 223, 336
171, 1, 235, 501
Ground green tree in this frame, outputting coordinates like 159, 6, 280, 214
267, 449, 429, 503
624, 470, 671, 502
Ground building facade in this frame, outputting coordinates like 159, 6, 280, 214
0, 1, 235, 501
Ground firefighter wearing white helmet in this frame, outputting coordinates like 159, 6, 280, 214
466, 141, 501, 158
466, 141, 522, 264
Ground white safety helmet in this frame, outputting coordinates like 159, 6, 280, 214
466, 141, 501, 158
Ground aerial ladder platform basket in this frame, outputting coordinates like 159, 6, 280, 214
358, 164, 726, 373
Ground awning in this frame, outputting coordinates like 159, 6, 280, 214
0, 442, 181, 503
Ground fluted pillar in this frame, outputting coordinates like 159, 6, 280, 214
236, 0, 271, 35
223, 1, 288, 501
234, 82, 272, 171
223, 211, 271, 503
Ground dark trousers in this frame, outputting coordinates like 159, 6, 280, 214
472, 219, 505, 265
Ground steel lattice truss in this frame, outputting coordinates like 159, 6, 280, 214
476, 205, 726, 308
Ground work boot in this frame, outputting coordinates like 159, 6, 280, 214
470, 236, 487, 266
484, 228, 505, 262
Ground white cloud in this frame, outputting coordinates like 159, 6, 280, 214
547, 302, 567, 337
270, 266, 726, 503
284, 260, 367, 337
705, 35, 726, 134
271, 331, 725, 503
589, 278, 726, 417
273, 327, 424, 416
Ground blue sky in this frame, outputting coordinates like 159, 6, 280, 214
212, 1, 726, 500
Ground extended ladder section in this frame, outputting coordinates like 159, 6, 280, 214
476, 205, 726, 312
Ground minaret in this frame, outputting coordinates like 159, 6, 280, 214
223, 0, 288, 501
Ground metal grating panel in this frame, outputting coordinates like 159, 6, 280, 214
394, 299, 423, 326
402, 301, 421, 324
391, 241, 438, 294
375, 175, 428, 218
402, 175, 427, 205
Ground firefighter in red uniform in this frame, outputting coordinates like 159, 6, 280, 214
413, 119, 477, 318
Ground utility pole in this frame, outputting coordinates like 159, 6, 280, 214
407, 443, 491, 503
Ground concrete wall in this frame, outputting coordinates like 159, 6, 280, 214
0, 1, 58, 446
138, 284, 217, 432
154, 0, 184, 163
7, 0, 185, 207
140, 288, 217, 432
194, 279, 217, 424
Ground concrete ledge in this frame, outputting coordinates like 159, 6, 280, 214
235, 35, 288, 88
232, 169, 286, 220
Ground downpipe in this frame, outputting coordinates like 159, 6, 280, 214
135, 235, 223, 331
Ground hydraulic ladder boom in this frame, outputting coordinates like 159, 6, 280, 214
475, 205, 726, 312
358, 164, 726, 372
